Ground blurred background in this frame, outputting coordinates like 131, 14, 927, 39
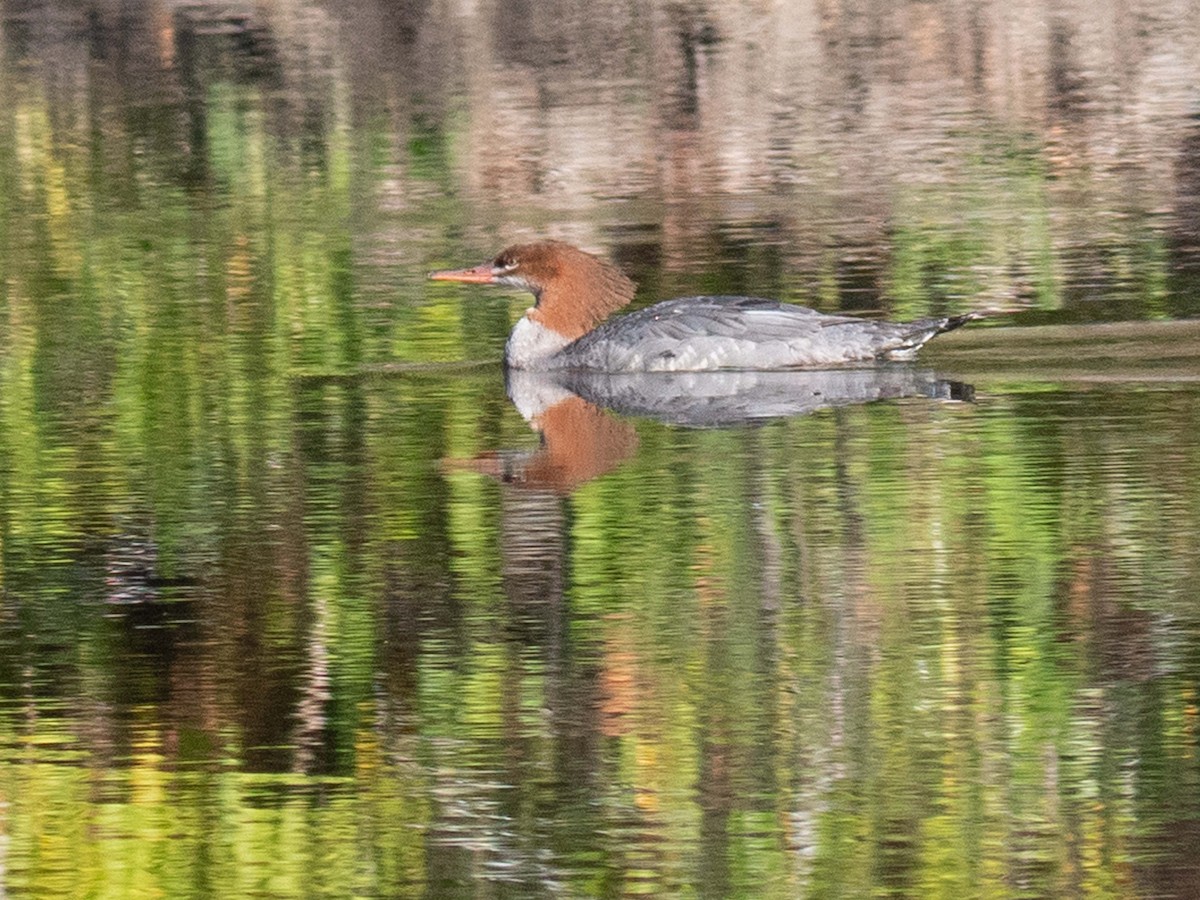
1, 1, 1199, 897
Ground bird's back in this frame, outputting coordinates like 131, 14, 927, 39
551, 296, 969, 372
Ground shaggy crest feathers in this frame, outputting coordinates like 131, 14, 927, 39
507, 241, 637, 340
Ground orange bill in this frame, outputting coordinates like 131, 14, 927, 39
428, 262, 495, 283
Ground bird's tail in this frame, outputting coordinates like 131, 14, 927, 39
885, 311, 985, 360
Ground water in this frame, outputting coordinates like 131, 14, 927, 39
2, 1, 1200, 897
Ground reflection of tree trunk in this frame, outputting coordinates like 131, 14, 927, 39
172, 13, 208, 191
749, 432, 781, 803
830, 408, 872, 762
500, 487, 565, 621
497, 484, 606, 803
498, 486, 565, 812
658, 5, 718, 262
292, 383, 367, 774
379, 548, 458, 745
291, 591, 330, 774
1168, 115, 1200, 317
506, 480, 605, 811
378, 558, 422, 737
376, 378, 462, 745
697, 634, 732, 900
687, 435, 799, 887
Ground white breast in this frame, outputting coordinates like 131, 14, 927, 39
505, 316, 573, 369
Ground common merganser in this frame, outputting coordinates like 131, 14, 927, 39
429, 241, 978, 371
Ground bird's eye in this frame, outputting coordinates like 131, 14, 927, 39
495, 258, 519, 272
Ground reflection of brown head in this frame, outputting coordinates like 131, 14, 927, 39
442, 394, 638, 495
430, 241, 637, 340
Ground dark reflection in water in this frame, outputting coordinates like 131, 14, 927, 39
2, 1, 1200, 897
8, 358, 1200, 896
5, 0, 1200, 332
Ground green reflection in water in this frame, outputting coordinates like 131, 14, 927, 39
4, 358, 1200, 898
2, 4, 1200, 899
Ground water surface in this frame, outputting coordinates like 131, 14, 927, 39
2, 2, 1200, 897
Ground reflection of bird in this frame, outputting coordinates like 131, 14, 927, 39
441, 389, 638, 494
517, 368, 973, 428
442, 368, 971, 495
430, 241, 979, 371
